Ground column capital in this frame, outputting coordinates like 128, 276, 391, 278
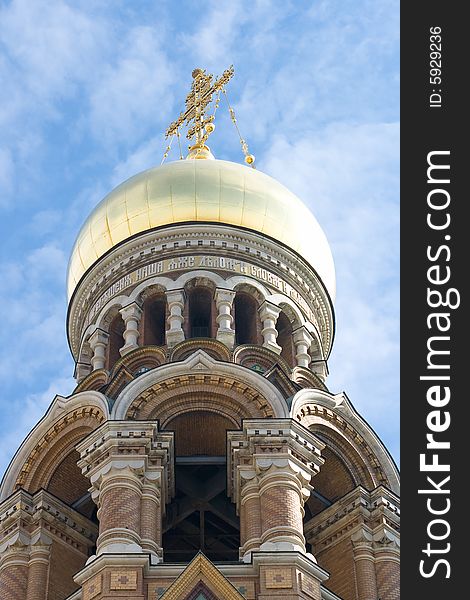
77, 421, 174, 500
165, 289, 186, 304
258, 301, 282, 321
292, 326, 314, 346
119, 301, 143, 321
228, 419, 324, 504
214, 288, 236, 305
88, 327, 109, 349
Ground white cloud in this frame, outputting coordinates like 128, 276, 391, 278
261, 120, 399, 458
87, 26, 175, 146
0, 148, 14, 203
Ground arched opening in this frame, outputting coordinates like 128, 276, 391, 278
142, 294, 167, 346
162, 411, 239, 562
234, 292, 259, 345
303, 446, 356, 523
276, 311, 295, 367
303, 444, 361, 600
188, 287, 213, 338
106, 313, 125, 369
47, 449, 98, 523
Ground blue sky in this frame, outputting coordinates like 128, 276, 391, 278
0, 0, 399, 475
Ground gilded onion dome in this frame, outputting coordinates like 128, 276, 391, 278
67, 158, 336, 301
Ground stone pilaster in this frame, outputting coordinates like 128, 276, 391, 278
77, 421, 174, 560
228, 419, 324, 561
119, 302, 143, 355
74, 361, 92, 382
0, 490, 96, 600
0, 536, 30, 600
292, 327, 314, 368
215, 288, 236, 348
88, 328, 109, 371
373, 533, 400, 600
26, 535, 52, 600
352, 529, 378, 600
258, 302, 282, 354
165, 290, 185, 347
304, 486, 400, 600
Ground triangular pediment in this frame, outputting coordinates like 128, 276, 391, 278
160, 552, 245, 600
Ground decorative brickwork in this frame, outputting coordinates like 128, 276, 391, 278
0, 489, 97, 600
228, 419, 324, 558
265, 567, 292, 588
77, 421, 174, 559
110, 569, 138, 590
305, 486, 400, 600
82, 573, 102, 600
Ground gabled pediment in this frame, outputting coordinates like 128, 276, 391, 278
160, 552, 245, 600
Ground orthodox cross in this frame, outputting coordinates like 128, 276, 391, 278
165, 66, 234, 145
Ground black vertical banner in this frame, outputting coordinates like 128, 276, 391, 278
401, 4, 465, 598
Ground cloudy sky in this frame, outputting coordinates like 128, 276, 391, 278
0, 0, 399, 476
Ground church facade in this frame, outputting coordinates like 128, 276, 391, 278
0, 72, 399, 600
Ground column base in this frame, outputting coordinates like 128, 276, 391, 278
166, 330, 185, 347
216, 329, 235, 349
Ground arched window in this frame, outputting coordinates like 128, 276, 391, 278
162, 411, 240, 562
142, 295, 167, 346
106, 314, 125, 369
234, 292, 259, 345
275, 311, 295, 367
188, 287, 213, 338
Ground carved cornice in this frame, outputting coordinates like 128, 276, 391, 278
14, 407, 105, 490
0, 489, 97, 556
67, 224, 334, 361
227, 419, 325, 505
76, 421, 175, 504
304, 486, 400, 552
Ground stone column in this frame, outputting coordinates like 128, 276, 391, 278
88, 328, 109, 371
26, 536, 52, 600
215, 289, 236, 348
292, 327, 313, 369
258, 302, 282, 354
77, 421, 174, 560
374, 536, 400, 600
239, 478, 262, 557
228, 419, 324, 561
310, 360, 328, 382
371, 489, 400, 600
74, 362, 92, 382
352, 530, 378, 600
0, 542, 29, 600
119, 302, 143, 355
165, 290, 185, 347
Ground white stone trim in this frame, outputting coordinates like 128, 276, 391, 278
0, 391, 109, 501
111, 350, 289, 420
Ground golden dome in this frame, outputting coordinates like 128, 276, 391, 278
67, 159, 335, 300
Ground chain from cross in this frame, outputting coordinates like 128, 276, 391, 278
165, 65, 234, 143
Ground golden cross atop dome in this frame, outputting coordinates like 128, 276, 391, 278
166, 66, 234, 145
163, 66, 255, 165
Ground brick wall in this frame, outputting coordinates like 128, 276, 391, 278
0, 563, 28, 600
48, 541, 87, 600
316, 538, 355, 600
47, 449, 90, 505
376, 559, 400, 600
